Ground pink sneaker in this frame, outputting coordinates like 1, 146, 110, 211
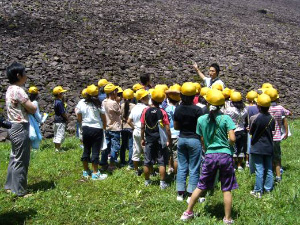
180, 211, 194, 221
223, 217, 234, 224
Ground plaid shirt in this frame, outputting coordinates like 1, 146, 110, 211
268, 103, 290, 141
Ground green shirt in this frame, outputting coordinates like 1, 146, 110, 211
196, 113, 236, 155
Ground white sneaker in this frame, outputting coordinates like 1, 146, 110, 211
160, 182, 169, 190
186, 197, 191, 204
167, 167, 174, 175
145, 180, 151, 186
176, 194, 184, 201
187, 196, 206, 204
238, 166, 244, 171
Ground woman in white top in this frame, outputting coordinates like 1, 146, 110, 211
76, 84, 107, 180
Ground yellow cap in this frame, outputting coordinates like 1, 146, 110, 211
230, 91, 242, 102
152, 88, 166, 103
98, 79, 108, 87
123, 89, 134, 100
181, 82, 197, 96
261, 83, 273, 89
257, 93, 271, 107
117, 87, 123, 93
81, 88, 88, 98
53, 86, 67, 95
28, 86, 39, 94
132, 83, 144, 92
200, 87, 210, 97
155, 84, 169, 92
135, 89, 149, 101
264, 88, 279, 102
222, 88, 231, 99
166, 85, 181, 101
172, 83, 181, 90
104, 83, 118, 94
193, 83, 201, 94
204, 89, 225, 106
246, 90, 258, 101
212, 83, 223, 91
148, 88, 155, 95
86, 84, 99, 97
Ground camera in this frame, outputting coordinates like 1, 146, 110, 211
0, 117, 12, 129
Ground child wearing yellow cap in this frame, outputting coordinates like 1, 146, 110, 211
224, 92, 248, 171
28, 86, 43, 150
140, 88, 172, 189
120, 89, 135, 168
53, 86, 68, 152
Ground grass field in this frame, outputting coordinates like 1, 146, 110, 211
0, 120, 299, 225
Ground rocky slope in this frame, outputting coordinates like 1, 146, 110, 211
0, 0, 299, 136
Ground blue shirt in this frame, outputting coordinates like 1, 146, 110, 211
165, 105, 179, 138
54, 99, 66, 123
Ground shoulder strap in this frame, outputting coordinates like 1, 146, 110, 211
256, 116, 274, 140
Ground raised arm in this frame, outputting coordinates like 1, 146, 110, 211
193, 62, 206, 81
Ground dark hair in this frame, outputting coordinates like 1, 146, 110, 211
124, 99, 130, 120
231, 101, 246, 112
258, 106, 269, 114
6, 62, 25, 84
29, 93, 38, 102
180, 94, 194, 105
152, 99, 160, 107
140, 73, 150, 85
208, 106, 222, 123
198, 96, 207, 105
85, 95, 101, 108
168, 97, 179, 105
210, 63, 220, 76
99, 86, 105, 94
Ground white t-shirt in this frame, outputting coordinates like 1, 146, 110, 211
224, 106, 248, 132
76, 100, 105, 129
204, 77, 225, 89
128, 103, 148, 131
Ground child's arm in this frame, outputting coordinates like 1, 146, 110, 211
127, 118, 134, 129
282, 117, 289, 140
141, 122, 145, 147
101, 113, 107, 130
165, 124, 172, 147
228, 129, 236, 145
77, 113, 82, 123
62, 112, 68, 122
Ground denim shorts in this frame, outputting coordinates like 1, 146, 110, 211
144, 140, 168, 166
197, 153, 238, 191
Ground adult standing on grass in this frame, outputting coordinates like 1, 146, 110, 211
249, 94, 275, 198
193, 62, 225, 89
76, 84, 108, 180
180, 89, 237, 224
174, 82, 204, 202
4, 62, 37, 197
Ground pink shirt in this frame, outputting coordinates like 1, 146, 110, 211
6, 85, 29, 123
268, 104, 290, 141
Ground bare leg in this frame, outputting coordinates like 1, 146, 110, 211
55, 143, 61, 150
82, 161, 89, 171
92, 163, 98, 173
275, 162, 281, 178
237, 157, 243, 168
174, 160, 178, 174
223, 191, 233, 221
186, 188, 205, 212
159, 166, 166, 181
133, 161, 139, 171
144, 165, 152, 180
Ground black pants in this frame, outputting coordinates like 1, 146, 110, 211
81, 126, 103, 164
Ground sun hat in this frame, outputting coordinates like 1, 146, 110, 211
86, 84, 99, 97
53, 86, 67, 95
264, 88, 279, 102
123, 89, 134, 100
222, 88, 232, 99
81, 88, 88, 98
204, 89, 225, 106
212, 83, 223, 91
104, 83, 118, 94
181, 82, 196, 96
155, 84, 169, 92
257, 94, 271, 107
165, 85, 181, 101
135, 89, 149, 101
28, 86, 39, 94
193, 83, 201, 94
151, 88, 166, 103
132, 83, 144, 92
200, 87, 210, 97
117, 87, 123, 93
98, 79, 109, 87
230, 91, 242, 102
246, 90, 258, 101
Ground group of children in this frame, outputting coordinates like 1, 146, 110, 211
25, 67, 290, 224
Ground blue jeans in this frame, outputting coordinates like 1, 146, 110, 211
252, 154, 273, 193
120, 129, 133, 167
100, 131, 121, 164
176, 137, 202, 193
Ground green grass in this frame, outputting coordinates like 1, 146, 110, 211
0, 121, 300, 224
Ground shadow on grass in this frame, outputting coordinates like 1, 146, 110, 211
27, 180, 56, 192
0, 209, 37, 225
205, 202, 238, 220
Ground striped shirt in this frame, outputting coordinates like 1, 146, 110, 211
268, 103, 290, 141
